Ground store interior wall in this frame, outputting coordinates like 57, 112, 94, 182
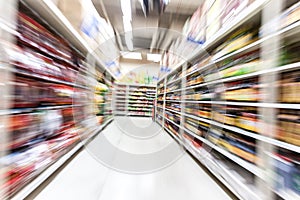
119, 59, 159, 83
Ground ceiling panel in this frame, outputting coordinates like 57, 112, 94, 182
93, 0, 203, 52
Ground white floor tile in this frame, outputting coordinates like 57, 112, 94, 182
33, 117, 231, 200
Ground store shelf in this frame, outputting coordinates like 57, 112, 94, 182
115, 92, 126, 95
165, 100, 182, 103
275, 189, 300, 200
165, 89, 182, 94
22, 0, 117, 80
180, 61, 300, 92
164, 117, 181, 128
116, 83, 156, 88
181, 101, 300, 109
184, 141, 261, 200
128, 106, 153, 109
128, 109, 152, 111
166, 77, 182, 86
159, 0, 270, 82
0, 104, 89, 115
11, 118, 113, 200
183, 112, 300, 154
165, 108, 181, 115
12, 68, 90, 90
183, 126, 264, 179
156, 120, 163, 127
164, 127, 182, 144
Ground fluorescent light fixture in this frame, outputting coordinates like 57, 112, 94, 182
121, 0, 133, 51
163, 0, 171, 5
121, 0, 132, 20
121, 51, 142, 60
123, 16, 132, 32
147, 53, 161, 62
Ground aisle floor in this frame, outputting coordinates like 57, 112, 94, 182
30, 117, 232, 200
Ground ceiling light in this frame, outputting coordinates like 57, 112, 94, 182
147, 53, 161, 62
123, 17, 132, 32
163, 0, 171, 5
121, 0, 133, 51
121, 52, 142, 60
121, 0, 132, 20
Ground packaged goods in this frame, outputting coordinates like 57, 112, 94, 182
281, 1, 300, 29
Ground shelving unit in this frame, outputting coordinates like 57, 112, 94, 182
113, 83, 156, 117
155, 0, 300, 199
10, 118, 112, 200
0, 0, 116, 198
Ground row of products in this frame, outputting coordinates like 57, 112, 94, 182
0, 11, 101, 198
10, 75, 88, 108
129, 104, 153, 108
185, 116, 257, 164
128, 107, 152, 111
128, 112, 152, 116
166, 67, 183, 84
94, 82, 111, 124
114, 85, 155, 117
165, 103, 181, 112
272, 149, 300, 195
184, 0, 253, 44
129, 96, 154, 101
166, 92, 181, 101
182, 133, 203, 150
184, 104, 300, 147
1, 106, 89, 197
182, 73, 300, 103
204, 50, 260, 82
164, 120, 180, 138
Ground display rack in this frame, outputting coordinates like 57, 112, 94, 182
0, 0, 115, 198
113, 83, 156, 117
155, 0, 300, 199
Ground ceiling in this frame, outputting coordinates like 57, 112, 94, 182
92, 0, 203, 53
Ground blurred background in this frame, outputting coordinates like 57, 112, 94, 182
0, 0, 300, 199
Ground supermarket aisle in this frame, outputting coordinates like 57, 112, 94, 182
30, 117, 232, 200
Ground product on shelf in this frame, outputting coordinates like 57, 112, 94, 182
205, 0, 223, 40
167, 67, 183, 83
204, 50, 261, 82
221, 0, 250, 26
279, 39, 300, 66
281, 1, 300, 29
184, 117, 208, 136
18, 13, 73, 65
185, 104, 212, 119
186, 71, 204, 87
155, 1, 300, 199
271, 149, 300, 195
212, 26, 259, 60
166, 91, 181, 101
0, 10, 108, 198
184, 87, 215, 101
207, 128, 257, 163
166, 102, 181, 112
219, 78, 261, 101
279, 70, 300, 103
182, 133, 203, 149
165, 120, 180, 137
276, 110, 300, 146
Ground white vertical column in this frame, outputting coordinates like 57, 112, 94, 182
256, 0, 284, 199
112, 83, 117, 117
154, 84, 158, 122
162, 78, 167, 129
180, 65, 187, 142
125, 85, 129, 115
0, 0, 17, 197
